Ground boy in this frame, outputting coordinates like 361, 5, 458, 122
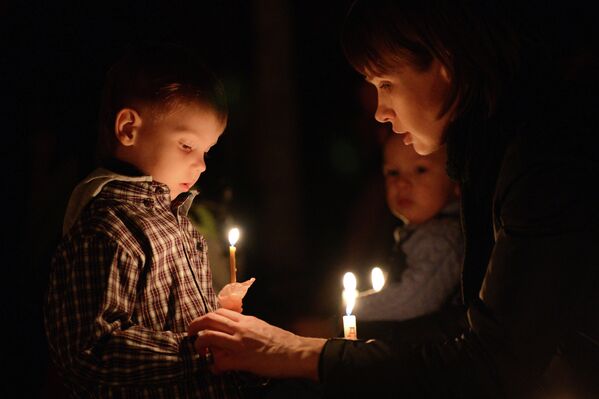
354, 133, 463, 321
44, 43, 243, 398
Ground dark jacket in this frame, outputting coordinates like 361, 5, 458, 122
318, 60, 599, 398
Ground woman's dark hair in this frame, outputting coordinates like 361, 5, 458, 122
341, 0, 522, 119
97, 42, 228, 162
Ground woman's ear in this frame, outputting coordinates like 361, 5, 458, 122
115, 108, 142, 146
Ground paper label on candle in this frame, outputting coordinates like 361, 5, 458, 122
343, 315, 357, 340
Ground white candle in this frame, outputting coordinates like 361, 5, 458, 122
342, 272, 358, 340
343, 314, 357, 340
228, 228, 240, 283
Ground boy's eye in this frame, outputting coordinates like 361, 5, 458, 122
415, 166, 428, 174
180, 142, 193, 152
384, 169, 399, 178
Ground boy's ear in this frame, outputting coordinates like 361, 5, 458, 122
115, 108, 142, 146
439, 61, 451, 83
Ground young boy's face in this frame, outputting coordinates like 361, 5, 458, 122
383, 134, 456, 225
127, 103, 225, 200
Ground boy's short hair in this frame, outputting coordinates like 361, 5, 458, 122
97, 42, 228, 162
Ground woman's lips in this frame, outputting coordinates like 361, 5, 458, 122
393, 129, 413, 145
180, 183, 191, 190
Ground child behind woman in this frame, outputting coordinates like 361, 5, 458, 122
355, 133, 463, 321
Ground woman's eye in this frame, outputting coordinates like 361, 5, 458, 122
379, 82, 391, 90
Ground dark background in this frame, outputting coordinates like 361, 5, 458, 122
8, 1, 597, 397
9, 1, 396, 397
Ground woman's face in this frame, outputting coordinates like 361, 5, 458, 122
366, 59, 453, 155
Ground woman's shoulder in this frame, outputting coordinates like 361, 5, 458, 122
494, 124, 599, 234
497, 126, 597, 195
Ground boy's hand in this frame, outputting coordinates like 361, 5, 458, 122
217, 278, 255, 313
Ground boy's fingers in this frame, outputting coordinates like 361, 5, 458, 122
218, 296, 242, 312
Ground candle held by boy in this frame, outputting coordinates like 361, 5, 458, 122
228, 227, 240, 283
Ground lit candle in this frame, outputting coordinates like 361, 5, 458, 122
356, 266, 386, 298
342, 272, 358, 340
228, 228, 240, 284
371, 266, 385, 292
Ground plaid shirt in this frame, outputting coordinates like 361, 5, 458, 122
45, 175, 241, 398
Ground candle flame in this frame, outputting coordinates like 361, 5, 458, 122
343, 289, 357, 315
371, 267, 385, 292
342, 272, 357, 291
342, 272, 358, 315
228, 227, 240, 246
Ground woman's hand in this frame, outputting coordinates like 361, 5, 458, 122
187, 308, 326, 380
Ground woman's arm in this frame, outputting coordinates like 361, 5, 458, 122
188, 308, 326, 380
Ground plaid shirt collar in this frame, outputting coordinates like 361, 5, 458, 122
64, 158, 199, 234
101, 157, 198, 214
97, 178, 198, 216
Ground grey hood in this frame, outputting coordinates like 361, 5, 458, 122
62, 168, 152, 235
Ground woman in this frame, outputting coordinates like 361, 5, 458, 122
188, 0, 599, 397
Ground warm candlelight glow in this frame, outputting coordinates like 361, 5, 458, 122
371, 267, 385, 292
228, 228, 240, 246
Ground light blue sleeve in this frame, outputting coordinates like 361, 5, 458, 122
354, 218, 463, 321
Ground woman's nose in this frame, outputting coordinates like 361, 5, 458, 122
374, 98, 395, 124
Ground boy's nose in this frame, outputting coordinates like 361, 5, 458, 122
395, 176, 411, 189
192, 155, 206, 174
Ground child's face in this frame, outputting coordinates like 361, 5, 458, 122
383, 134, 456, 225
129, 103, 225, 200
